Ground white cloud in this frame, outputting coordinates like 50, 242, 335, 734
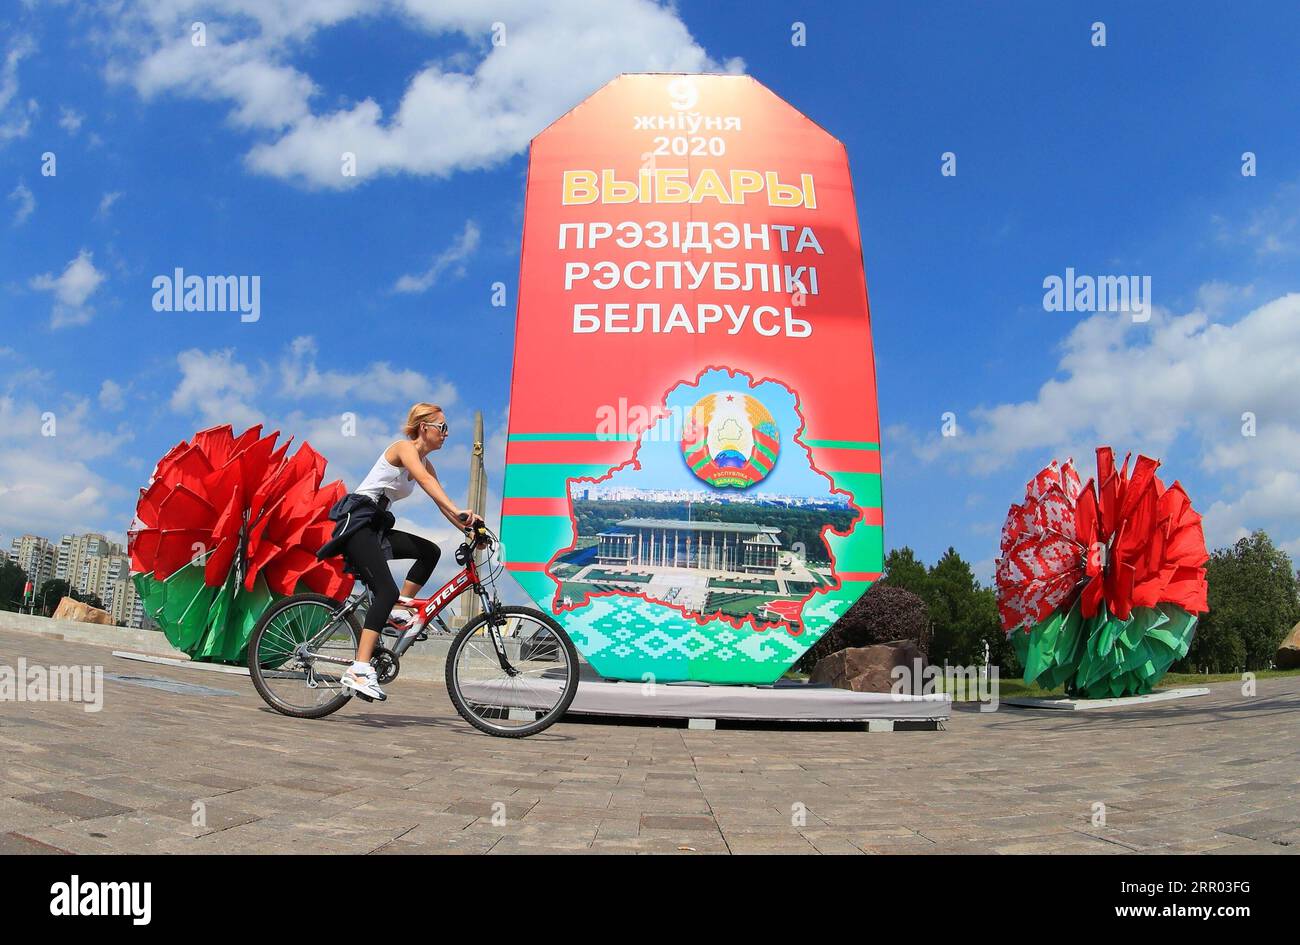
0, 331, 502, 592
169, 338, 465, 488
170, 348, 263, 428
0, 448, 118, 542
163, 342, 484, 591
99, 379, 126, 411
277, 335, 458, 405
1213, 180, 1300, 257
97, 191, 122, 218
29, 250, 107, 328
0, 393, 131, 540
8, 180, 34, 225
57, 106, 84, 134
907, 289, 1300, 554
105, 0, 742, 189
393, 219, 479, 294
0, 33, 36, 144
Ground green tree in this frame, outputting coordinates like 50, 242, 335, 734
37, 578, 71, 614
0, 559, 28, 612
34, 578, 109, 614
881, 547, 929, 596
1181, 530, 1299, 672
882, 546, 1016, 672
926, 548, 1001, 666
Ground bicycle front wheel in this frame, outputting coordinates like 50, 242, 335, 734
446, 606, 580, 737
248, 593, 360, 719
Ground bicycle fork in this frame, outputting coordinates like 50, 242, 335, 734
487, 621, 520, 677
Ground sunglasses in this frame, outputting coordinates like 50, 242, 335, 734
423, 419, 449, 436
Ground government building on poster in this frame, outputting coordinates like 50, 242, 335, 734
594, 517, 781, 574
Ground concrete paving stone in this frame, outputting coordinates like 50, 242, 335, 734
546, 786, 616, 804
1202, 839, 1299, 855
589, 837, 730, 853
13, 825, 117, 854
0, 794, 77, 832
595, 818, 641, 840
149, 801, 262, 833
801, 834, 867, 854
1214, 817, 1299, 842
639, 814, 719, 832
495, 778, 563, 791
368, 839, 440, 854
180, 771, 253, 792
992, 834, 1128, 854
3, 628, 1300, 854
40, 811, 206, 852
0, 831, 71, 854
854, 835, 940, 853
15, 790, 132, 820
443, 798, 535, 820
61, 774, 195, 809
724, 838, 819, 854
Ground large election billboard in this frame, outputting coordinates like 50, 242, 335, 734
501, 74, 883, 684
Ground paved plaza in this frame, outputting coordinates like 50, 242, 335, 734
1, 628, 1297, 854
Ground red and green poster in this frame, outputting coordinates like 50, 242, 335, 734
501, 74, 883, 683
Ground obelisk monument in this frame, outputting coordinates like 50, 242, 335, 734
462, 410, 487, 621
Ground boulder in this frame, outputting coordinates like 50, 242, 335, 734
809, 640, 924, 694
52, 596, 114, 626
1276, 621, 1300, 669
796, 583, 931, 674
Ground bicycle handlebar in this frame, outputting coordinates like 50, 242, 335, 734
457, 513, 495, 548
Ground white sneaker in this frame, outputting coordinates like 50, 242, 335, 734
341, 662, 387, 701
387, 598, 418, 631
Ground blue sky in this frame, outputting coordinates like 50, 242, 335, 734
2, 1, 1299, 587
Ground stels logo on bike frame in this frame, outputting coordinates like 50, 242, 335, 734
425, 572, 468, 614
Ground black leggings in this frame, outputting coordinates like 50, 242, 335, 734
344, 527, 441, 632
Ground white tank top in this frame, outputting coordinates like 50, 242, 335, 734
354, 446, 418, 504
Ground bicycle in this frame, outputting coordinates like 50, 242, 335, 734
246, 520, 580, 737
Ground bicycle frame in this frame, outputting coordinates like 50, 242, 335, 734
387, 552, 490, 657
302, 537, 495, 665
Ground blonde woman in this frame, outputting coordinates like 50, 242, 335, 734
318, 403, 481, 701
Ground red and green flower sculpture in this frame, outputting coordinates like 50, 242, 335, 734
995, 447, 1209, 698
128, 425, 353, 664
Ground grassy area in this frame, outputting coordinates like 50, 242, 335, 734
557, 580, 642, 601
584, 568, 652, 583
785, 577, 829, 593
705, 591, 777, 618
708, 577, 778, 592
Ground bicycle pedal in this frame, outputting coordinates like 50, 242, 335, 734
354, 692, 375, 704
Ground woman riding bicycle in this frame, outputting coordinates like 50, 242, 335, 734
318, 402, 481, 701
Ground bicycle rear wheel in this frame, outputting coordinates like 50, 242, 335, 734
445, 606, 579, 737
248, 593, 360, 718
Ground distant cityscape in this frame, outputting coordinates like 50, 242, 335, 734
3, 532, 150, 629
577, 485, 851, 509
